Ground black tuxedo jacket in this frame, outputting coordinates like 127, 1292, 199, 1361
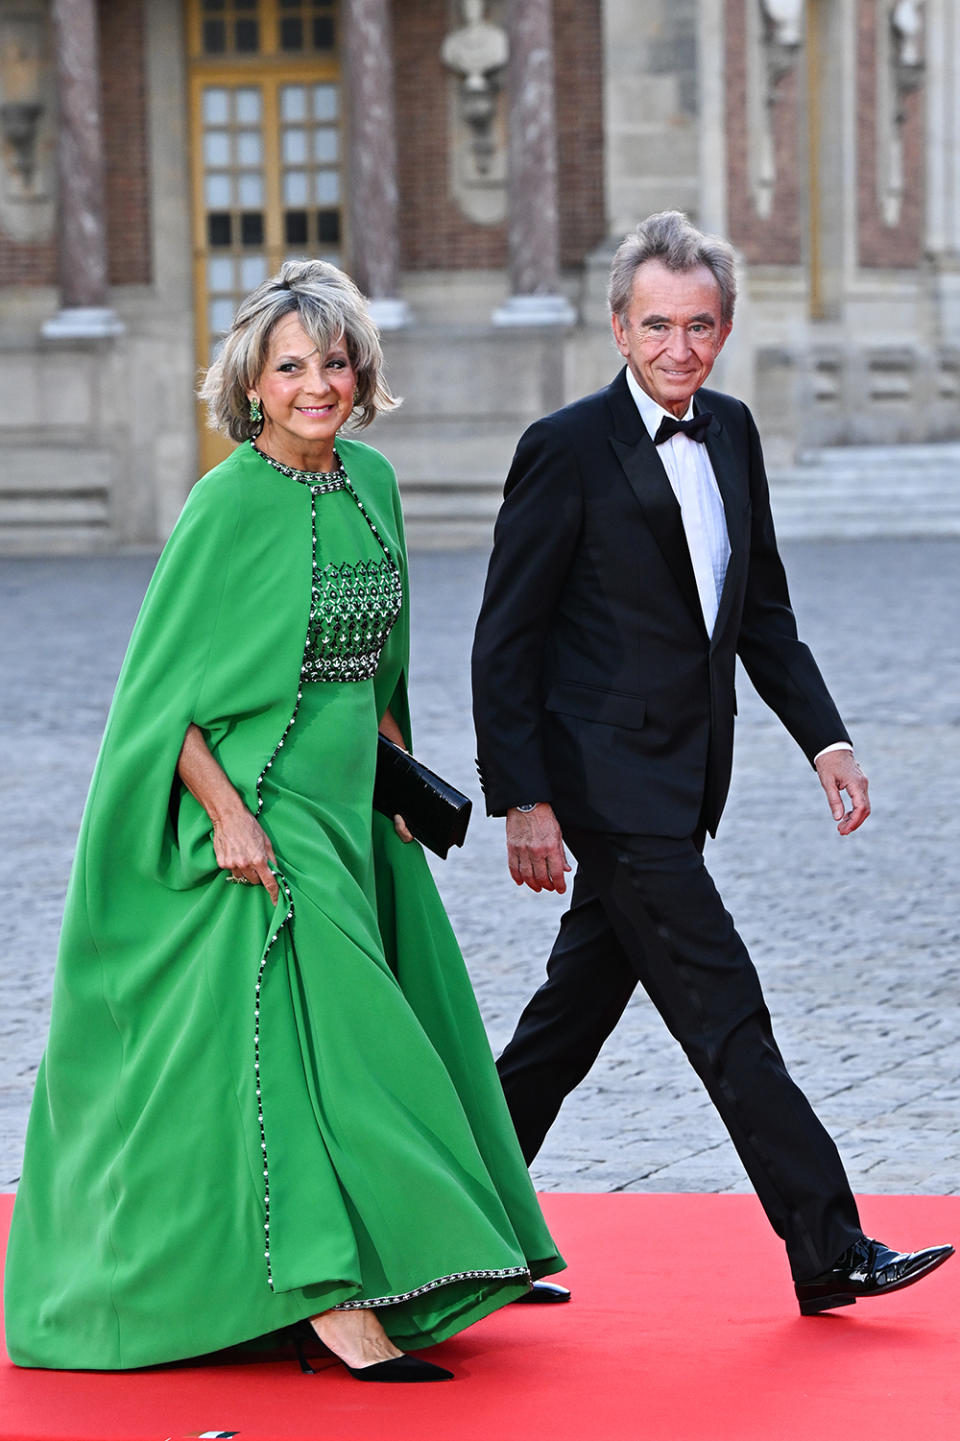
472, 368, 850, 838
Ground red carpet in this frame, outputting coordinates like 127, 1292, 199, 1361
1, 1190, 957, 1441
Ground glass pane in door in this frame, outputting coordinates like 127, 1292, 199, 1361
200, 83, 267, 356
279, 81, 343, 265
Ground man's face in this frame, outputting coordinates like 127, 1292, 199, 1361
611, 258, 732, 418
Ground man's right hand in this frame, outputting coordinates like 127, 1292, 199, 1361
506, 803, 572, 894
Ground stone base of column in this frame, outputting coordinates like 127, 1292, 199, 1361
492, 293, 577, 327
42, 307, 125, 339
928, 263, 960, 337
366, 297, 413, 331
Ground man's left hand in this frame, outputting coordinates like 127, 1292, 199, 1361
815, 748, 870, 835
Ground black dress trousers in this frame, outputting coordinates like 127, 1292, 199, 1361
496, 825, 863, 1282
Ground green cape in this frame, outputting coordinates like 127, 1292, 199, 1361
4, 439, 562, 1369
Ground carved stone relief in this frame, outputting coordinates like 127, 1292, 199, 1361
878, 0, 925, 226
441, 0, 508, 225
0, 0, 56, 242
746, 0, 804, 220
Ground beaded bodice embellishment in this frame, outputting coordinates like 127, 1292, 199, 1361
248, 442, 402, 686
302, 557, 403, 683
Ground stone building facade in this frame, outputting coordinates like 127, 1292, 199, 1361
0, 0, 957, 551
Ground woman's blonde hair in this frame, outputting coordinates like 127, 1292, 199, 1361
199, 259, 400, 441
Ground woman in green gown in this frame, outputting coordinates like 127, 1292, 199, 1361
3, 261, 563, 1380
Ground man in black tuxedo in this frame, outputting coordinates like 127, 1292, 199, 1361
472, 211, 952, 1314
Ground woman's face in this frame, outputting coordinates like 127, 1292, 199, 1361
250, 312, 357, 470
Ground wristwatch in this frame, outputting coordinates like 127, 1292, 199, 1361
513, 802, 539, 813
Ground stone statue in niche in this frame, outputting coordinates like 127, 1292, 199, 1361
762, 0, 803, 47
441, 0, 508, 225
0, 3, 55, 244
892, 0, 923, 67
747, 0, 804, 220
879, 0, 925, 225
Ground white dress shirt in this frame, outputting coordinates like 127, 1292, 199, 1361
625, 366, 729, 638
624, 367, 850, 762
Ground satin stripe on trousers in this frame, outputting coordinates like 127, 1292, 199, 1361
496, 826, 862, 1281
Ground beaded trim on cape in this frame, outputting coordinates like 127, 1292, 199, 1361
332, 1264, 532, 1311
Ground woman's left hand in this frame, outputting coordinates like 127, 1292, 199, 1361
378, 707, 414, 844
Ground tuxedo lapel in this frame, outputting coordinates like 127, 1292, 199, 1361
702, 408, 749, 649
606, 372, 705, 636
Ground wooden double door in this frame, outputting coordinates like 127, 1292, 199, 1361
187, 1, 345, 472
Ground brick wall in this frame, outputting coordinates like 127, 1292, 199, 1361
394, 1, 502, 270
0, 0, 150, 291
101, 0, 152, 286
856, 0, 924, 269
724, 0, 802, 265
554, 0, 604, 265
0, 236, 56, 289
394, 0, 604, 271
723, 0, 924, 272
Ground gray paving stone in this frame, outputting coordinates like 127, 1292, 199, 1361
1, 538, 958, 1200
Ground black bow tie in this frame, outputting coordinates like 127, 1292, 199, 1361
654, 411, 713, 446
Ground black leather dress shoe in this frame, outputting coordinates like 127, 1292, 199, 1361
796, 1236, 954, 1315
511, 1279, 572, 1304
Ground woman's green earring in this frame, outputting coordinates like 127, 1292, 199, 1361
249, 397, 262, 423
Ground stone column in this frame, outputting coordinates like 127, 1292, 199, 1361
343, 0, 411, 329
697, 0, 728, 239
925, 0, 960, 337
42, 0, 122, 338
492, 0, 575, 325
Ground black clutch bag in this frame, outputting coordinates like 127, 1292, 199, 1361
373, 735, 472, 859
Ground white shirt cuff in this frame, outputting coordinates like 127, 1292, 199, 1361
814, 741, 853, 762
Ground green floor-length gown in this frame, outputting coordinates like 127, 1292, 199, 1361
4, 438, 563, 1370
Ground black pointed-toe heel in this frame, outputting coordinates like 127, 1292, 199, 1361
289, 1321, 453, 1381
344, 1355, 454, 1382
290, 1322, 319, 1374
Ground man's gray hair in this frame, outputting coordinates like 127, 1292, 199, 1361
608, 211, 737, 327
200, 259, 399, 443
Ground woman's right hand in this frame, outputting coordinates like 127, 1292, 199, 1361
213, 810, 279, 902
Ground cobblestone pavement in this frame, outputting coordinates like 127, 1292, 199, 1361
2, 540, 958, 1202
